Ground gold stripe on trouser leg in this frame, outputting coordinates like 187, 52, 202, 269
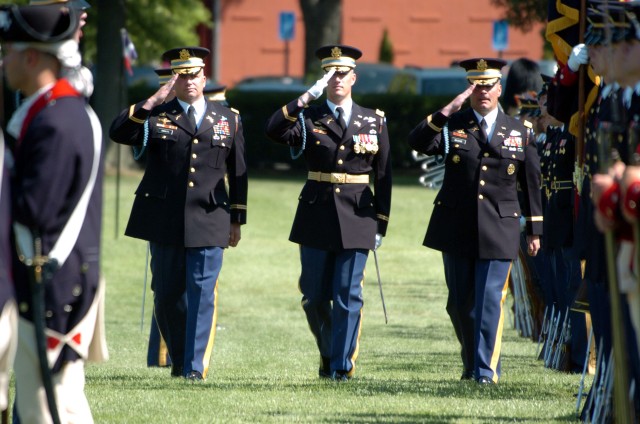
489, 262, 513, 383
158, 336, 169, 367
201, 280, 219, 379
347, 274, 365, 378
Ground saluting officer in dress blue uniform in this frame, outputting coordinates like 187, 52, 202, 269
110, 46, 248, 381
265, 45, 392, 381
409, 58, 543, 384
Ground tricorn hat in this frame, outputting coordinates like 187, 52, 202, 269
29, 0, 91, 10
0, 4, 78, 43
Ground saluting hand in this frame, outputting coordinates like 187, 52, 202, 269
307, 68, 336, 100
143, 73, 178, 110
440, 83, 476, 117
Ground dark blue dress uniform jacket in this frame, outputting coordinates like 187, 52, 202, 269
109, 98, 248, 248
11, 94, 103, 372
409, 108, 543, 260
265, 99, 392, 251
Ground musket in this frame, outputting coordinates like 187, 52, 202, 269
551, 307, 570, 370
536, 305, 549, 357
14, 226, 61, 424
545, 309, 561, 367
576, 325, 594, 415
372, 250, 388, 324
140, 242, 150, 332
581, 340, 604, 422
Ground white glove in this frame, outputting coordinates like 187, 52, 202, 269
307, 69, 335, 99
567, 43, 589, 72
374, 233, 383, 250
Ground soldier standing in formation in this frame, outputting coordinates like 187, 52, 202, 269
4, 3, 106, 422
408, 58, 543, 384
265, 44, 392, 381
110, 46, 248, 381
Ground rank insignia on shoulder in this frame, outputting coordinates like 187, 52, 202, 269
375, 109, 385, 117
230, 107, 240, 114
523, 120, 532, 129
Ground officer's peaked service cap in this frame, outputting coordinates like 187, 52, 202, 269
0, 3, 78, 43
458, 58, 507, 86
315, 44, 362, 73
163, 46, 209, 76
154, 68, 173, 86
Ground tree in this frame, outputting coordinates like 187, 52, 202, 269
379, 28, 394, 64
299, 0, 341, 80
490, 0, 548, 32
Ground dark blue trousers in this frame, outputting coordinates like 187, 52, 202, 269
149, 243, 222, 378
147, 313, 171, 367
443, 253, 512, 382
299, 246, 368, 374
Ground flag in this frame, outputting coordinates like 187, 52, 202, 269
545, 0, 600, 138
120, 28, 138, 76
545, 0, 581, 66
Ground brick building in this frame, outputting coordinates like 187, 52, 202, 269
200, 0, 545, 87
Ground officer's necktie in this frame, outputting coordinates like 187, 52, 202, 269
480, 118, 488, 142
187, 105, 197, 131
336, 107, 347, 132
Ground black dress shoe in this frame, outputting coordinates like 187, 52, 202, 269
185, 371, 203, 381
319, 356, 331, 379
460, 370, 474, 380
477, 376, 495, 385
171, 365, 183, 378
331, 371, 351, 382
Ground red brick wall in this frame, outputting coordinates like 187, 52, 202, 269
209, 0, 544, 87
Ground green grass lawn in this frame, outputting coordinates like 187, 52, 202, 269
75, 170, 587, 423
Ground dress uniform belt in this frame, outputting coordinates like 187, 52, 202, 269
307, 171, 369, 184
551, 180, 573, 191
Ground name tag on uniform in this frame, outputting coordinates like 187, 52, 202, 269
452, 136, 467, 145
157, 128, 174, 135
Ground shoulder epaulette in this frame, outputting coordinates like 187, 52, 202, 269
230, 107, 240, 114
375, 109, 385, 117
523, 120, 532, 129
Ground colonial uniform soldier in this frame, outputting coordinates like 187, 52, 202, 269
4, 4, 106, 422
408, 58, 543, 384
265, 45, 392, 381
110, 46, 248, 381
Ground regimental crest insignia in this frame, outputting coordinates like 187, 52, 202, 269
331, 47, 342, 58
477, 59, 488, 71
179, 49, 191, 60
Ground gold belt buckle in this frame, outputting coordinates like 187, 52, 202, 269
331, 173, 346, 184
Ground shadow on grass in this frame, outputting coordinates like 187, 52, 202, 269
318, 411, 578, 423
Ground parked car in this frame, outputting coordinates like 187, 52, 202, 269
352, 62, 404, 95
388, 66, 470, 96
232, 75, 307, 92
